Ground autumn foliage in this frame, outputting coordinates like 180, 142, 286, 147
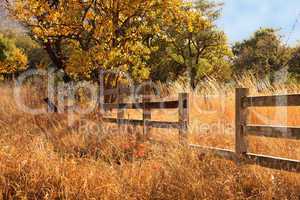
0, 33, 27, 76
4, 0, 232, 85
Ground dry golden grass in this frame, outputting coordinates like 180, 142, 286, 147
0, 75, 300, 199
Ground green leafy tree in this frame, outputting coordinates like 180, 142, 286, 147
232, 28, 291, 81
288, 45, 300, 81
148, 0, 232, 88
0, 33, 28, 79
0, 29, 51, 69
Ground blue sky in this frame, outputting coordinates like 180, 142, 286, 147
216, 0, 300, 46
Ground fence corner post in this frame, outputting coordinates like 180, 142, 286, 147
179, 93, 189, 145
235, 88, 249, 156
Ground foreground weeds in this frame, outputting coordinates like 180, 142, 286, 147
0, 112, 299, 199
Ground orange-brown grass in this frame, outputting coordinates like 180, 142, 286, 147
0, 76, 300, 199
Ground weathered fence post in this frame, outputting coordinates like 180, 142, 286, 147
235, 88, 249, 156
117, 86, 125, 134
143, 84, 152, 141
179, 93, 189, 144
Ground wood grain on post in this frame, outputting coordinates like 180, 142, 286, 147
179, 93, 189, 144
235, 88, 249, 155
143, 84, 152, 141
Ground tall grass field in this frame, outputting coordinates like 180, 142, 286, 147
0, 75, 299, 199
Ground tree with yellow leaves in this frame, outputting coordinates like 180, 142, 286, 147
5, 0, 232, 87
0, 33, 28, 80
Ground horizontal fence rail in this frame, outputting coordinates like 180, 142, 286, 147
103, 118, 180, 129
243, 94, 300, 107
190, 145, 300, 173
101, 84, 189, 141
246, 125, 300, 140
245, 153, 300, 172
103, 100, 183, 110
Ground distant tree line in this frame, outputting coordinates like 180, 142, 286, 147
232, 28, 300, 83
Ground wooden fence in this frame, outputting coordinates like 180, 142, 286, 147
192, 88, 300, 173
45, 84, 300, 172
101, 86, 300, 173
100, 85, 189, 141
